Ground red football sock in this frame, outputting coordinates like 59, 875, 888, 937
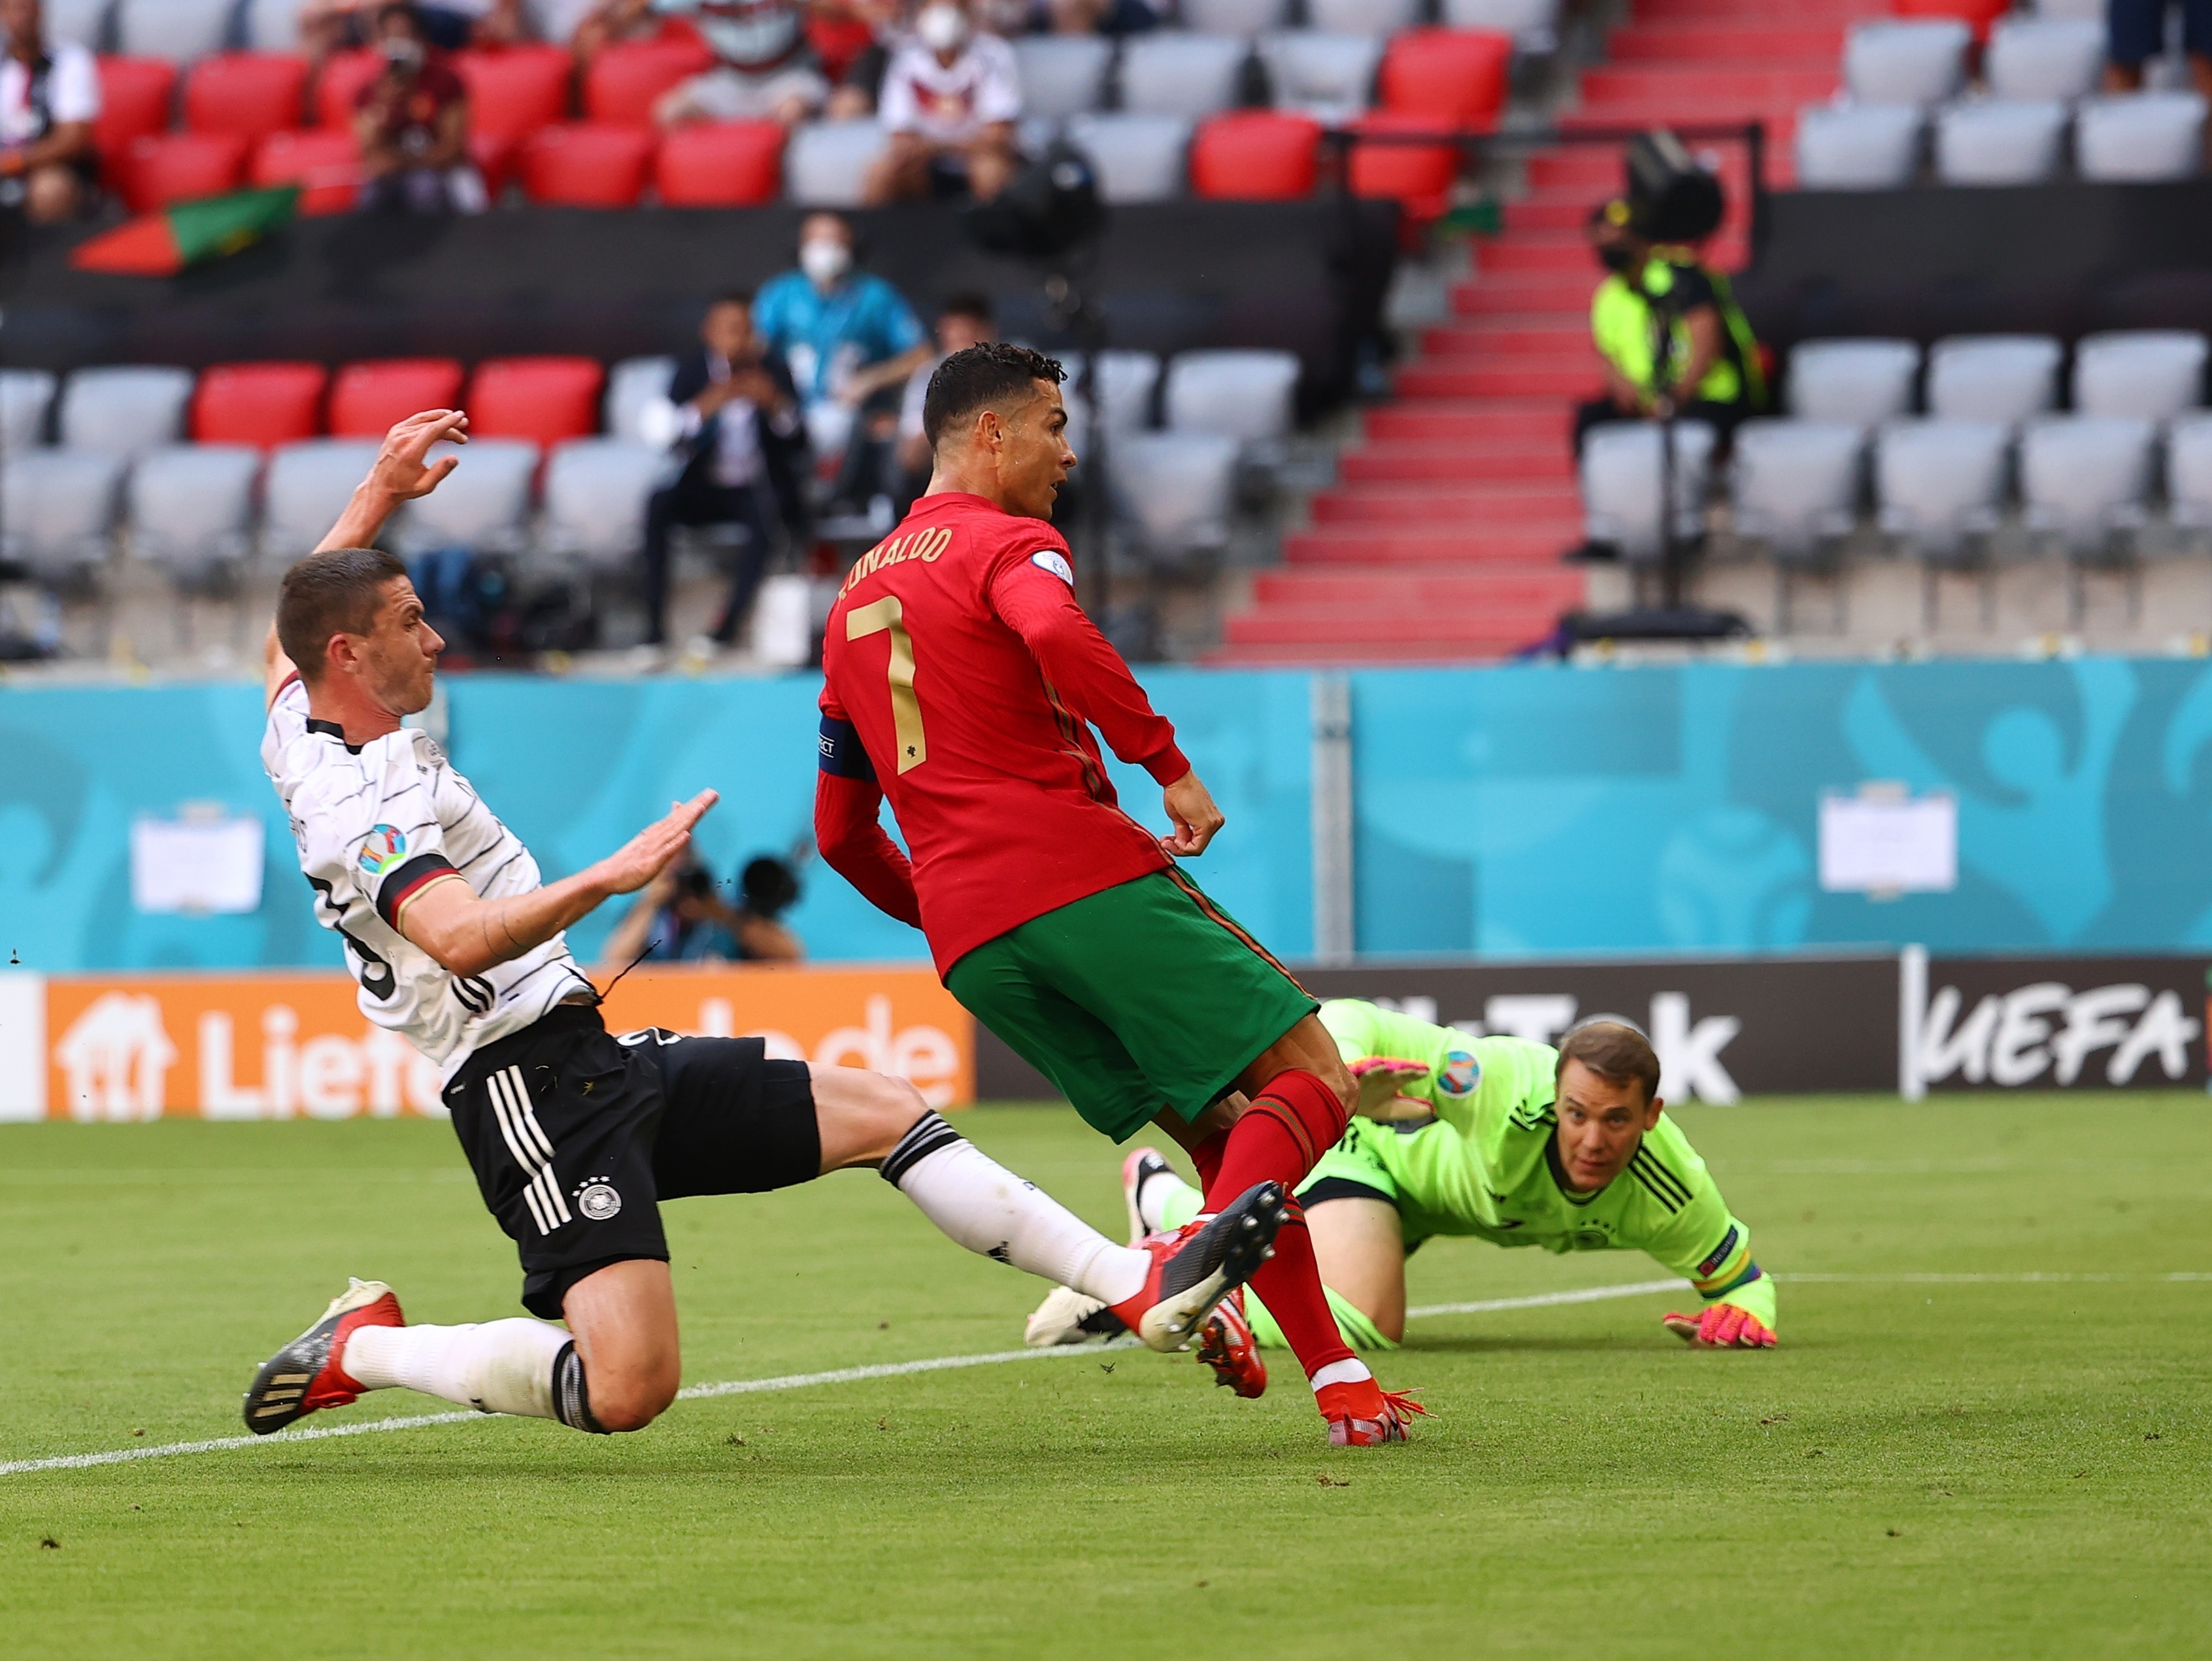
1246, 1201, 1355, 1378
1188, 1128, 1228, 1194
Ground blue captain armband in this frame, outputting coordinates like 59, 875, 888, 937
818, 715, 878, 781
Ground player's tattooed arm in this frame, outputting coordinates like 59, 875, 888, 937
394, 790, 720, 977
314, 409, 471, 555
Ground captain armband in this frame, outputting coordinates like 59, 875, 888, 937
818, 714, 879, 782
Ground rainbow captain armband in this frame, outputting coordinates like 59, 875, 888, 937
818, 715, 877, 780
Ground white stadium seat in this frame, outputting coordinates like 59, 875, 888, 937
0, 448, 123, 580
1788, 339, 1921, 430
2030, 0, 2102, 17
114, 0, 233, 61
2170, 414, 2212, 533
0, 368, 56, 453
44, 0, 112, 48
603, 355, 679, 445
1793, 103, 1922, 190
1058, 349, 1163, 446
1579, 421, 1717, 564
1111, 431, 1240, 560
263, 439, 382, 562
2075, 93, 2207, 181
2019, 415, 2156, 551
1257, 32, 1382, 122
1926, 335, 2062, 424
399, 439, 540, 554
244, 0, 305, 50
2071, 331, 2208, 420
1440, 0, 1560, 50
1303, 0, 1420, 37
1875, 418, 2009, 557
531, 0, 606, 42
1843, 21, 1970, 107
58, 365, 194, 456
1985, 18, 2105, 102
1164, 350, 1300, 443
127, 444, 261, 584
541, 438, 667, 571
1013, 37, 1113, 121
1181, 0, 1289, 37
1935, 100, 2070, 186
1118, 35, 1249, 120
1730, 420, 1863, 556
1065, 113, 1190, 203
783, 120, 890, 207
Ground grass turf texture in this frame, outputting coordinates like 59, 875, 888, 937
4, 1097, 2209, 1659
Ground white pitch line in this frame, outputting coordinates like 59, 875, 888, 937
7, 1271, 2209, 1479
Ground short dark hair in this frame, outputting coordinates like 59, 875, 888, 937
709, 288, 755, 311
939, 291, 994, 325
921, 342, 1064, 449
741, 856, 801, 918
1555, 1020, 1662, 1105
276, 546, 407, 682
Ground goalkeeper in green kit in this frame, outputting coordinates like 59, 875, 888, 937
1024, 1000, 1776, 1373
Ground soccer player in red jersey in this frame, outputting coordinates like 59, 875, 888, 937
815, 343, 1422, 1445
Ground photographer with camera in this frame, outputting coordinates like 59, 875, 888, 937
599, 853, 805, 967
354, 3, 485, 214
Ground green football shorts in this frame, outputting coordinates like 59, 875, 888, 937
945, 868, 1318, 1142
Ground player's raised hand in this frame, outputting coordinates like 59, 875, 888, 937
1161, 770, 1225, 857
369, 409, 471, 501
597, 790, 722, 895
1349, 1056, 1433, 1122
1662, 1303, 1777, 1349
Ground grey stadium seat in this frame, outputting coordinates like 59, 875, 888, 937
1110, 432, 1240, 560
0, 448, 124, 582
1182, 0, 1288, 36
1058, 350, 1164, 446
1875, 418, 2008, 557
1843, 21, 1970, 107
2019, 415, 2156, 551
603, 355, 679, 445
58, 365, 194, 456
2071, 331, 2208, 420
0, 369, 56, 453
1985, 18, 2105, 101
1793, 103, 1922, 189
1303, 0, 1420, 35
1065, 113, 1189, 203
127, 444, 261, 586
263, 439, 382, 562
1013, 37, 1113, 120
1257, 32, 1382, 122
1164, 350, 1300, 443
1788, 339, 1921, 430
783, 120, 890, 207
1118, 35, 1249, 120
2075, 93, 2207, 181
44, 0, 112, 48
2031, 0, 2102, 17
541, 439, 667, 571
2170, 414, 2212, 535
530, 0, 605, 42
244, 0, 304, 50
114, 0, 233, 61
399, 439, 540, 555
1441, 0, 1560, 50
1926, 335, 2062, 424
1730, 420, 1863, 555
1579, 421, 1718, 564
1935, 100, 2069, 186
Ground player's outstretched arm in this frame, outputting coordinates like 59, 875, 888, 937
314, 409, 470, 555
395, 790, 719, 978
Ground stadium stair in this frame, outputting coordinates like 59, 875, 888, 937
1209, 0, 1882, 665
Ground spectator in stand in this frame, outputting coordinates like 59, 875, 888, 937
863, 1, 1020, 204
354, 3, 488, 212
824, 0, 908, 118
2105, 0, 2212, 98
598, 852, 805, 965
0, 0, 99, 224
1045, 0, 1160, 37
301, 0, 526, 61
567, 0, 664, 61
642, 0, 830, 127
752, 212, 931, 513
637, 290, 811, 655
894, 291, 996, 511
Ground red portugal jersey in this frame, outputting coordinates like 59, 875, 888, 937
815, 491, 1190, 974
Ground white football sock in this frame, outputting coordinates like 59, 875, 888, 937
882, 1113, 1150, 1306
1310, 1357, 1375, 1392
1144, 1171, 1201, 1234
343, 1318, 569, 1418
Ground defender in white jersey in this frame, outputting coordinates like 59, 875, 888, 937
242, 411, 1285, 1441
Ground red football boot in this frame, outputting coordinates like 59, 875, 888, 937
242, 1277, 403, 1435
1317, 1379, 1428, 1447
1195, 1288, 1267, 1399
1106, 1180, 1285, 1351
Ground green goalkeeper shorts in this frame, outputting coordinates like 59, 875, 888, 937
945, 868, 1318, 1143
1300, 1116, 1463, 1249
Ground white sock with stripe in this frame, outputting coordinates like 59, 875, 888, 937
343, 1319, 569, 1419
880, 1113, 1150, 1306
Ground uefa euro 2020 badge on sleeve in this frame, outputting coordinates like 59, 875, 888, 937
359, 825, 407, 878
1437, 1049, 1480, 1098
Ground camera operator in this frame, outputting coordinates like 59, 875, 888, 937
354, 3, 486, 214
599, 854, 805, 967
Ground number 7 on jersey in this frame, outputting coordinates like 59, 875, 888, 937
846, 595, 926, 773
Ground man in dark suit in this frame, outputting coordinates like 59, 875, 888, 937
643, 290, 811, 652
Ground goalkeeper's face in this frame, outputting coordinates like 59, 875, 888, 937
1552, 1059, 1664, 1193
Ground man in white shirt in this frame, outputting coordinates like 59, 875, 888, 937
863, 1, 1019, 204
0, 0, 99, 224
646, 0, 829, 127
243, 407, 1283, 1443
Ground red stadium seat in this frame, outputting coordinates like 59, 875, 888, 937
1347, 110, 1459, 225
583, 36, 714, 126
122, 131, 250, 212
805, 14, 874, 84
1190, 112, 1322, 201
192, 361, 328, 448
93, 56, 176, 186
465, 356, 606, 445
655, 121, 784, 205
329, 359, 466, 438
314, 49, 384, 129
1378, 29, 1509, 129
516, 123, 656, 205
184, 52, 310, 141
452, 44, 574, 144
470, 131, 519, 198
1890, 0, 2009, 41
251, 129, 361, 214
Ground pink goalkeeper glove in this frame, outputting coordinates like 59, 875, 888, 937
1348, 1056, 1433, 1121
1662, 1303, 1776, 1349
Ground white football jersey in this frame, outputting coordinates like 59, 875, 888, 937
261, 676, 595, 1075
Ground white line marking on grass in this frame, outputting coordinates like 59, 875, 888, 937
1405, 1279, 1686, 1318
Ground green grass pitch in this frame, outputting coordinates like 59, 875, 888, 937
4, 1096, 2210, 1659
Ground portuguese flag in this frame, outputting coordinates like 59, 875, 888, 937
70, 185, 300, 277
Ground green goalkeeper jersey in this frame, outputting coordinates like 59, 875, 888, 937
1310, 999, 1774, 1327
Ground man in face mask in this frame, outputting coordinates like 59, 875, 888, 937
750, 212, 932, 512
861, 0, 1020, 205
352, 3, 485, 213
